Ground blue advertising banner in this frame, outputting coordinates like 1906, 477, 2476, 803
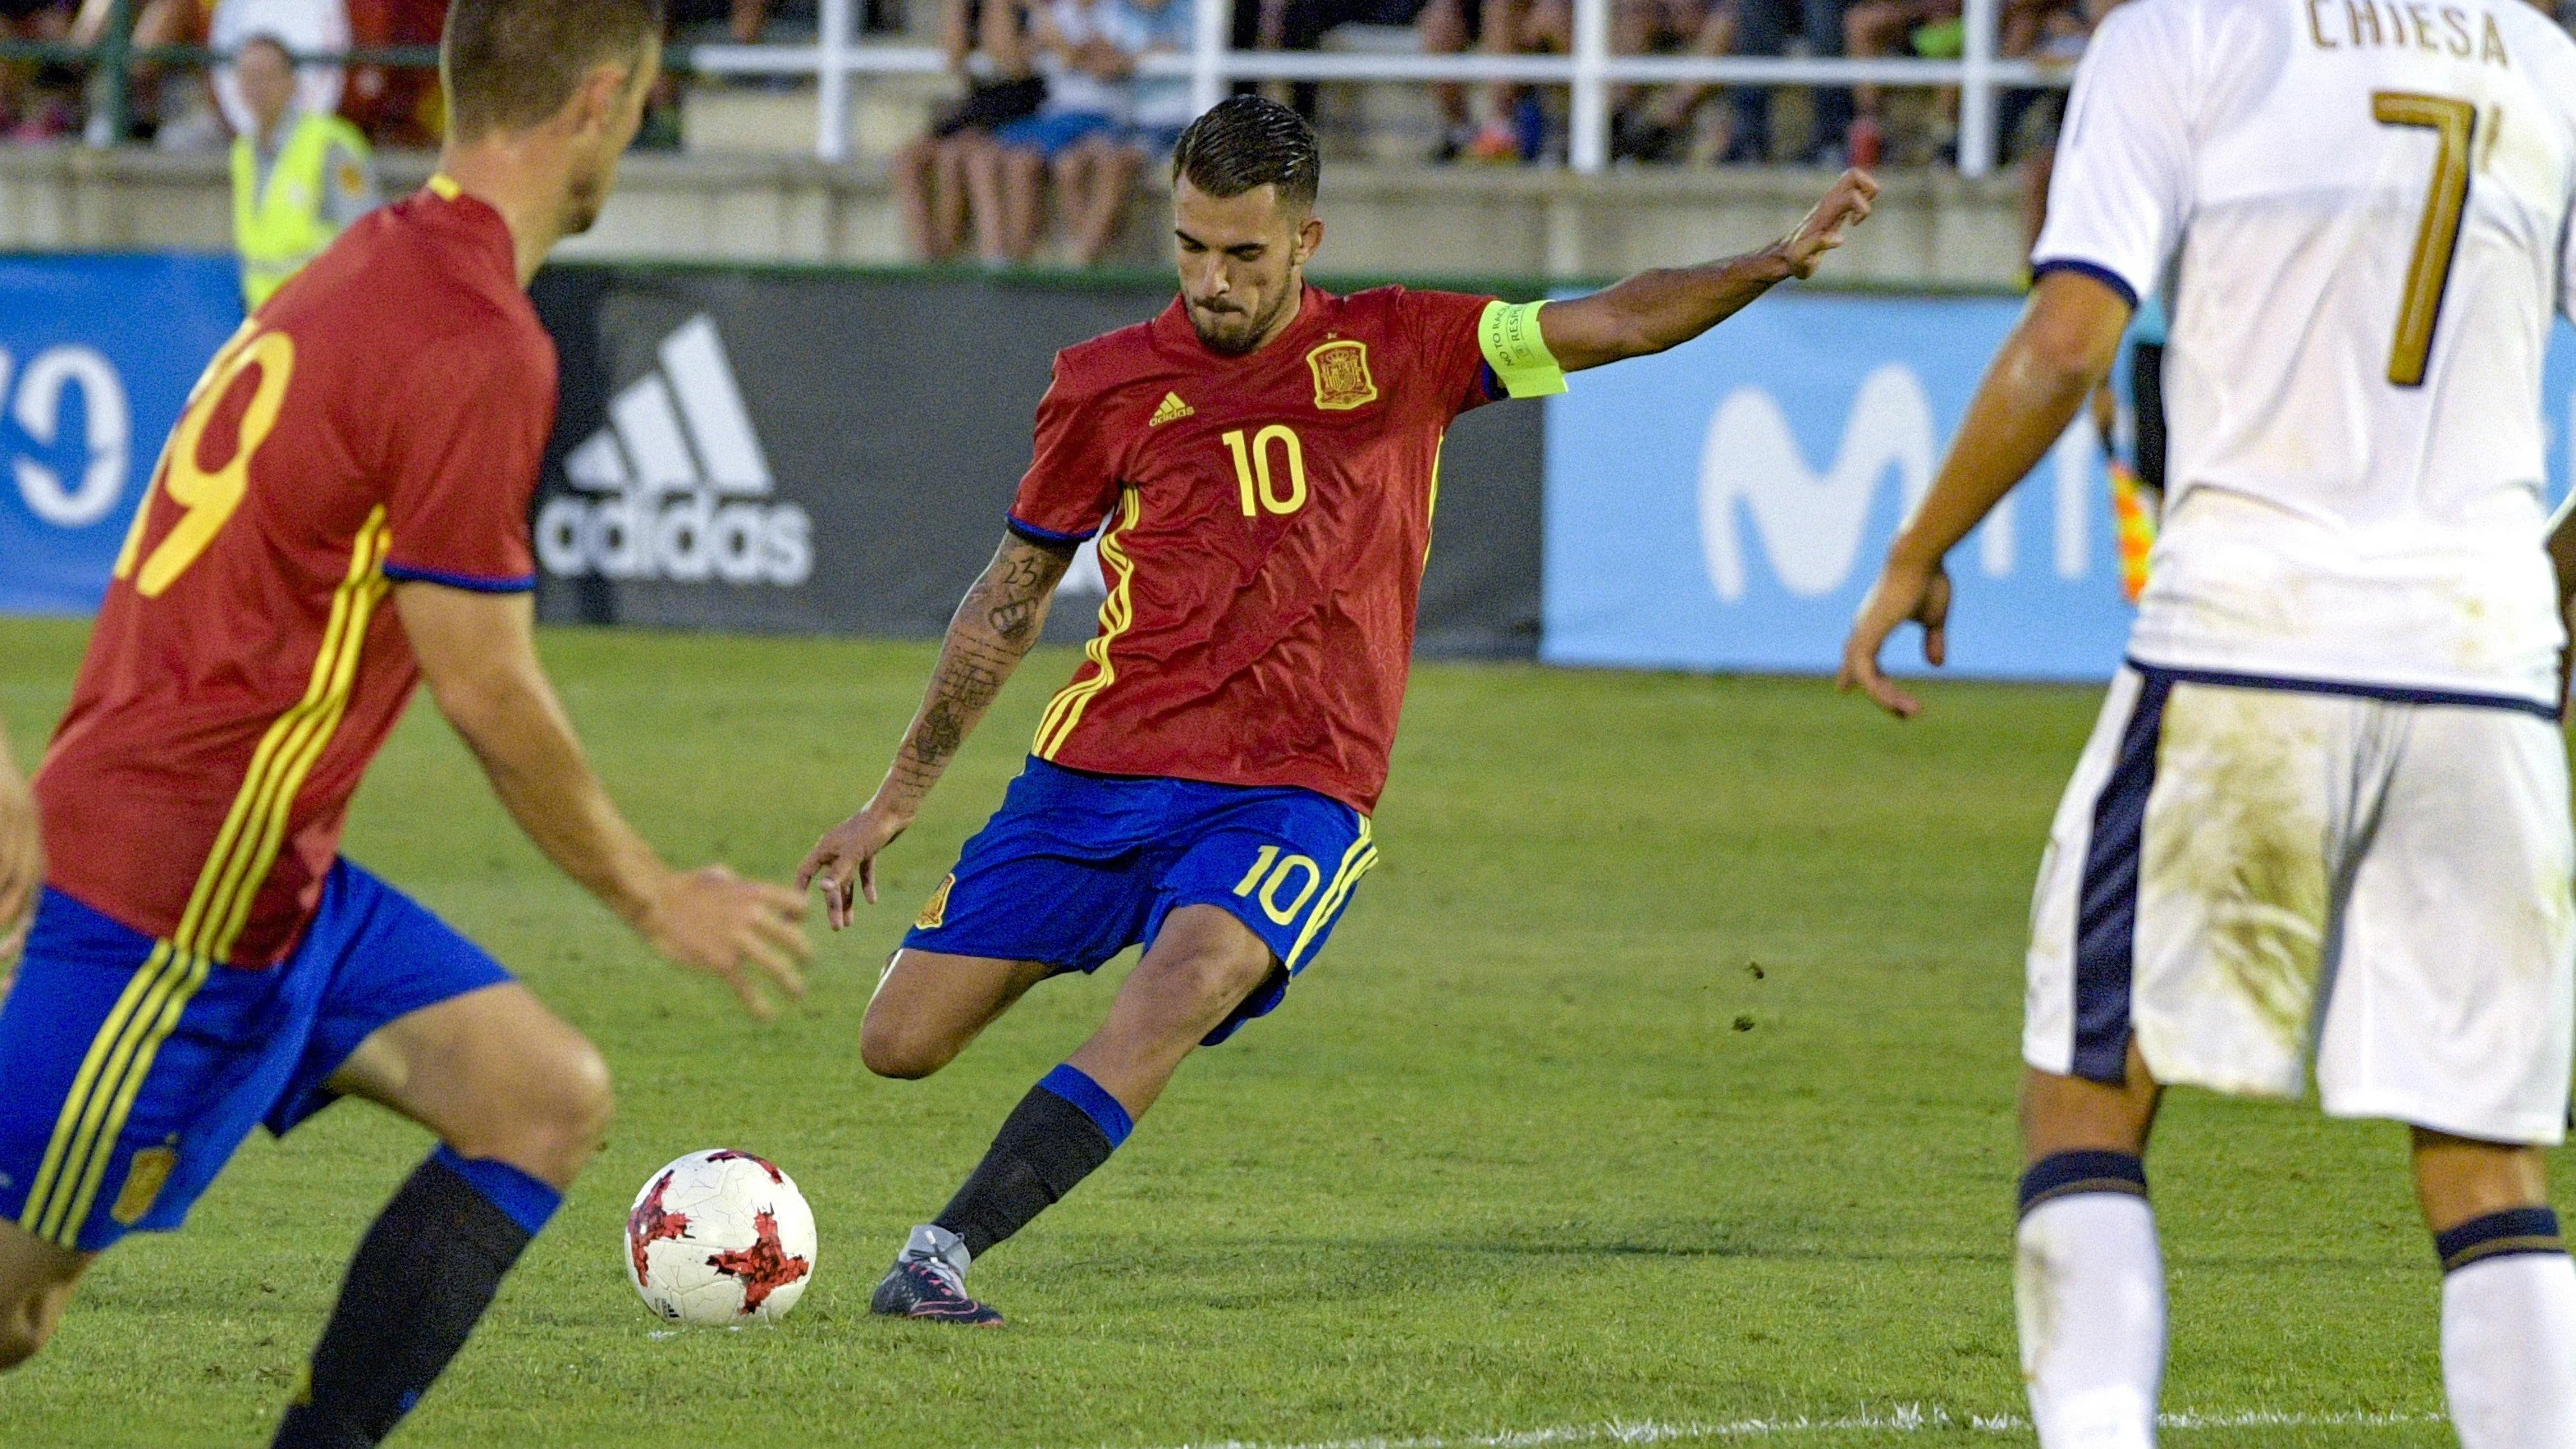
0, 254, 242, 615
1543, 294, 2576, 682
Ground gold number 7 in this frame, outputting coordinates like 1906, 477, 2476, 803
2371, 91, 2477, 389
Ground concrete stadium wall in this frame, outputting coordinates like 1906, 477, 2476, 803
0, 144, 2031, 286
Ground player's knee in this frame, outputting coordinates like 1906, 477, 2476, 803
1164, 939, 1275, 1015
517, 1035, 615, 1167
858, 1010, 958, 1080
0, 1294, 58, 1371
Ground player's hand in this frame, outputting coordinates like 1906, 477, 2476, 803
797, 805, 910, 930
1777, 168, 1879, 280
1837, 553, 1952, 720
0, 769, 40, 967
639, 864, 812, 1021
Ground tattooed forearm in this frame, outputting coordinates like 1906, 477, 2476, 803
876, 534, 1071, 813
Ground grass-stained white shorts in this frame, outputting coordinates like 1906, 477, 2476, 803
2025, 661, 2575, 1145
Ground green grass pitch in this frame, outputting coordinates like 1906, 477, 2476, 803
0, 615, 2542, 1447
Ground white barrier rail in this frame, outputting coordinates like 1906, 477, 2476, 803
689, 0, 2075, 174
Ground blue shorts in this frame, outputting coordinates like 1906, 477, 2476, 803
901, 758, 1379, 1044
995, 110, 1119, 158
0, 862, 512, 1252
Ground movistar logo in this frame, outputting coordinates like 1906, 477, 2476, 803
1698, 363, 2096, 600
535, 314, 812, 587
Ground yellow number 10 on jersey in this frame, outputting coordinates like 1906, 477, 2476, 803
112, 327, 298, 597
1223, 425, 1309, 518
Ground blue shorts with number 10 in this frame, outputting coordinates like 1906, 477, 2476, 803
901, 758, 1379, 1044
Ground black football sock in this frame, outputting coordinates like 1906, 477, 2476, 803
272, 1146, 561, 1449
932, 1063, 1133, 1259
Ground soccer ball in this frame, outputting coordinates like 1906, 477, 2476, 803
625, 1149, 818, 1326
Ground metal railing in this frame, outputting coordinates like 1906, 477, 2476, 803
692, 0, 2074, 175
4, 0, 2074, 176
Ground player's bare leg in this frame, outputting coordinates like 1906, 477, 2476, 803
872, 907, 1274, 1325
2412, 1129, 2576, 1447
861, 950, 1054, 1079
0, 1221, 90, 1370
270, 983, 611, 1448
1064, 905, 1272, 1117
327, 982, 614, 1186
2016, 1042, 2166, 1449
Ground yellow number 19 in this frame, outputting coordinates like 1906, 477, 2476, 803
113, 327, 298, 597
2372, 91, 2476, 389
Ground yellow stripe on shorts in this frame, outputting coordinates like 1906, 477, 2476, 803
16, 511, 390, 1247
1288, 817, 1377, 971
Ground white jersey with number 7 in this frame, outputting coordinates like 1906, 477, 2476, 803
2033, 0, 2576, 708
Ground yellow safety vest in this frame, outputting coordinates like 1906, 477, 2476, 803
231, 111, 372, 310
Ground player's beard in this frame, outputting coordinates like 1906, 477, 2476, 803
1187, 287, 1293, 357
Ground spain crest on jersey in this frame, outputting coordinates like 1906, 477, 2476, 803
1306, 340, 1378, 411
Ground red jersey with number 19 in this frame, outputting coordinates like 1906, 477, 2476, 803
1008, 284, 1503, 815
33, 180, 554, 969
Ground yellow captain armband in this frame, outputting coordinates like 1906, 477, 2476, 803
1477, 299, 1568, 400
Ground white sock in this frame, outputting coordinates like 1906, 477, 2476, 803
2017, 1191, 2165, 1449
2443, 1250, 2576, 1449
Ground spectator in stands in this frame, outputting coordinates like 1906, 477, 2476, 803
1421, 0, 1562, 161
1842, 0, 1957, 163
1048, 0, 1194, 263
1608, 0, 1853, 164
4, 0, 77, 139
899, 0, 1042, 261
341, 0, 446, 146
208, 0, 351, 146
1602, 0, 1734, 163
972, 0, 1129, 264
1238, 0, 1424, 122
230, 33, 377, 308
1606, 0, 1739, 162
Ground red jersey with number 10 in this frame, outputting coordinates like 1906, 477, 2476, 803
34, 181, 553, 968
1008, 285, 1501, 815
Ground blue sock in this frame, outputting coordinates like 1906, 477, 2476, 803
429, 1145, 562, 1236
1036, 1063, 1134, 1148
2018, 1150, 2148, 1217
2436, 1206, 2565, 1273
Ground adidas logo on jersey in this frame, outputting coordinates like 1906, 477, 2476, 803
534, 314, 813, 587
1149, 392, 1193, 427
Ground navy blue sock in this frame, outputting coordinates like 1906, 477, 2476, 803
2436, 1207, 2565, 1273
272, 1149, 561, 1448
2019, 1150, 2148, 1218
934, 1064, 1132, 1259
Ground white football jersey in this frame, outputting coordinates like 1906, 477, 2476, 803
2034, 0, 2576, 706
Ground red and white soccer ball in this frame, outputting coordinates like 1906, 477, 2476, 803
625, 1149, 817, 1326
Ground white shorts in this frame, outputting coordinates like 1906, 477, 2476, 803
2025, 662, 2576, 1145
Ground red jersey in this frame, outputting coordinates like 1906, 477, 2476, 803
34, 180, 553, 968
1009, 285, 1502, 814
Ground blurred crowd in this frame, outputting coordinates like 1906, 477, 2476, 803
4, 0, 2573, 197
0, 0, 776, 144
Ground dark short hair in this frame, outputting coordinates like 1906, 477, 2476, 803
442, 0, 663, 140
1172, 95, 1320, 212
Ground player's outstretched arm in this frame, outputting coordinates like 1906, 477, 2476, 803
0, 717, 36, 965
1535, 168, 1879, 373
394, 583, 812, 1018
800, 533, 1073, 928
1837, 267, 2131, 719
